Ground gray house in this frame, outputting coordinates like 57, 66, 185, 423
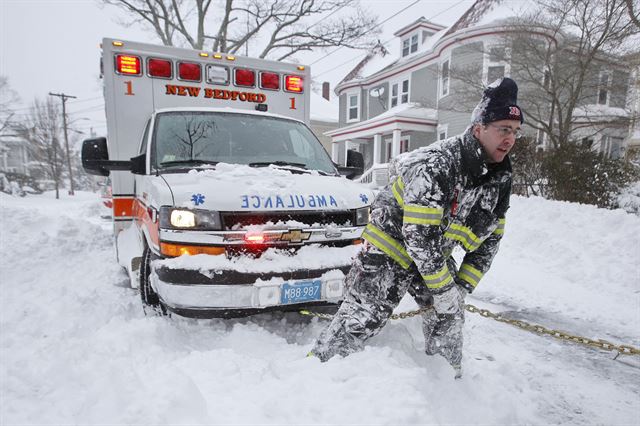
326, 0, 637, 184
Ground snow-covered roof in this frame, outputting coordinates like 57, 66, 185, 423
337, 0, 533, 90
572, 104, 630, 121
393, 16, 446, 37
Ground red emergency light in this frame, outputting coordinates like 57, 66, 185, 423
285, 75, 303, 93
244, 233, 264, 244
260, 72, 280, 90
178, 62, 201, 82
235, 68, 255, 87
115, 55, 141, 76
148, 58, 172, 78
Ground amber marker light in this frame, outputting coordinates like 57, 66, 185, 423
297, 66, 305, 71
213, 54, 223, 59
160, 242, 225, 257
226, 55, 236, 61
112, 41, 124, 46
199, 52, 209, 57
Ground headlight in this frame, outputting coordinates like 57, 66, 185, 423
159, 207, 222, 230
355, 207, 370, 226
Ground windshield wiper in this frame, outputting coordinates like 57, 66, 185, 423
160, 159, 219, 167
249, 161, 308, 169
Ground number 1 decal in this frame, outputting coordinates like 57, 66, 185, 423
289, 97, 296, 110
124, 81, 134, 96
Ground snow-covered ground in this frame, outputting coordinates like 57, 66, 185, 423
1, 191, 639, 425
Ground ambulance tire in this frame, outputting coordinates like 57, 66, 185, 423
140, 247, 168, 316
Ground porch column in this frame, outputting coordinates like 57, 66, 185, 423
373, 134, 382, 164
331, 142, 340, 163
392, 129, 401, 159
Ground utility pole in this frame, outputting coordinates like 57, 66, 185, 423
49, 92, 76, 196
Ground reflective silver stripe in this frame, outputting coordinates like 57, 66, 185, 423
392, 177, 404, 207
362, 224, 412, 269
403, 204, 443, 226
458, 263, 483, 287
444, 224, 481, 251
422, 265, 454, 290
493, 218, 506, 235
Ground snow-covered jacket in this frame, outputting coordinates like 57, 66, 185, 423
362, 128, 512, 293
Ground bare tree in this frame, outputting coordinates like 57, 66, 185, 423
103, 0, 379, 61
15, 99, 65, 199
444, 0, 638, 151
505, 0, 638, 149
0, 76, 19, 134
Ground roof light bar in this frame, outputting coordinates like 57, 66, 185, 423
260, 72, 280, 90
234, 68, 255, 87
148, 58, 172, 79
115, 54, 142, 76
178, 62, 201, 82
285, 75, 303, 93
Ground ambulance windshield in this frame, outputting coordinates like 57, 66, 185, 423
153, 111, 337, 174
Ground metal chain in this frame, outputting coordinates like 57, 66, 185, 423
299, 304, 640, 356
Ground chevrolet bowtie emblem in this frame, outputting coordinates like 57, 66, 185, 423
280, 229, 311, 244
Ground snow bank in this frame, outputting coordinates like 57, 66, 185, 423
1, 191, 638, 425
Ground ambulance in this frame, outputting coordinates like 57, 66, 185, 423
82, 38, 372, 318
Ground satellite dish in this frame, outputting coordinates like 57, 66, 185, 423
370, 87, 385, 97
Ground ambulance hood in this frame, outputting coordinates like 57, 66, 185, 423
159, 163, 374, 211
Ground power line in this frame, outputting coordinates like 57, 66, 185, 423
309, 0, 423, 66
312, 0, 470, 78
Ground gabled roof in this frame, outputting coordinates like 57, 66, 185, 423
336, 0, 530, 92
393, 16, 446, 38
444, 0, 503, 37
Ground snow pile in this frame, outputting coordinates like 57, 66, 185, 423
616, 180, 640, 215
1, 191, 638, 425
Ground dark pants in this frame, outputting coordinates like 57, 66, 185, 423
312, 245, 464, 367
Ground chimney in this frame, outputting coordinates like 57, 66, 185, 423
322, 82, 330, 101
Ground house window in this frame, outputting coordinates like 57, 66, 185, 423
410, 34, 418, 54
390, 79, 409, 108
347, 92, 360, 122
484, 44, 510, 85
487, 65, 505, 84
598, 71, 611, 105
400, 137, 410, 153
438, 124, 448, 141
440, 59, 450, 97
402, 34, 419, 57
610, 137, 623, 159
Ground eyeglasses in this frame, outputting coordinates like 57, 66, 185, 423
485, 123, 523, 139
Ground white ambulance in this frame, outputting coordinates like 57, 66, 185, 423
82, 38, 372, 318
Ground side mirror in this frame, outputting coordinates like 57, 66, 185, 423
336, 149, 364, 179
81, 137, 133, 176
130, 153, 146, 175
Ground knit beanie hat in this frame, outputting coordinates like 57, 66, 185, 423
471, 77, 524, 124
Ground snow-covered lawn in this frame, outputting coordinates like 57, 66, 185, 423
1, 191, 638, 425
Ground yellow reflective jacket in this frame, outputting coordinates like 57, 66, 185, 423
362, 129, 512, 293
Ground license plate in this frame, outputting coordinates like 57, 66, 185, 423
280, 280, 321, 305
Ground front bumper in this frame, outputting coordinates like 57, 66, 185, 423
151, 264, 351, 318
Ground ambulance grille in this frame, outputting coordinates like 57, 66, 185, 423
220, 210, 354, 230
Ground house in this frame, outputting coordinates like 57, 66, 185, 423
310, 82, 339, 155
0, 133, 30, 176
326, 0, 637, 183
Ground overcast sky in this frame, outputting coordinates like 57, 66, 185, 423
0, 0, 474, 136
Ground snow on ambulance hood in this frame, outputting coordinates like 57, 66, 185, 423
161, 163, 374, 211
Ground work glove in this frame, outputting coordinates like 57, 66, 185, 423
424, 284, 468, 379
